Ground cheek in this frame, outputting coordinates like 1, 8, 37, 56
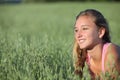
74, 34, 77, 38
87, 31, 99, 39
74, 34, 78, 41
90, 32, 99, 41
74, 32, 79, 39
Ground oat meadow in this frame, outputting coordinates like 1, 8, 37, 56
0, 2, 120, 80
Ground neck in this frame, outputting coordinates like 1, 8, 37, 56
87, 43, 103, 63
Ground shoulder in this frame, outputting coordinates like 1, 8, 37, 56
107, 43, 120, 59
105, 43, 120, 73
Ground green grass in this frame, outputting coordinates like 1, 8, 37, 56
0, 2, 120, 80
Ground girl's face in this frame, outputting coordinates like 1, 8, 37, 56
74, 15, 102, 50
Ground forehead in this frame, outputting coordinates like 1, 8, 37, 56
75, 15, 96, 28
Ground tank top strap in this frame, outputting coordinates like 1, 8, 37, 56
86, 53, 91, 66
102, 43, 111, 73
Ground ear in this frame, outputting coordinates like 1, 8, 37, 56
98, 27, 105, 39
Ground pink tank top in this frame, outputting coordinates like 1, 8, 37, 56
86, 43, 111, 73
102, 43, 111, 72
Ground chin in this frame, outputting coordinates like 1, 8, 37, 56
79, 46, 86, 49
79, 44, 90, 49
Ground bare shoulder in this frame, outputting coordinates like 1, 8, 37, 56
105, 43, 120, 73
108, 43, 120, 58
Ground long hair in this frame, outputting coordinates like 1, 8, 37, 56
73, 9, 111, 77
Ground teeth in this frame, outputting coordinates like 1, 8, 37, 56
79, 40, 84, 43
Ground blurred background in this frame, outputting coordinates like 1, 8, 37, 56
0, 0, 120, 3
0, 0, 120, 80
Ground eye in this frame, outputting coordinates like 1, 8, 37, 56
74, 29, 78, 33
82, 27, 88, 30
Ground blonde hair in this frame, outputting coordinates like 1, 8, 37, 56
73, 39, 86, 77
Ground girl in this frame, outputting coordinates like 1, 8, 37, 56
73, 9, 120, 79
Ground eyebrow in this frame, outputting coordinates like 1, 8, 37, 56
74, 25, 90, 29
81, 25, 90, 27
74, 27, 78, 30
74, 27, 77, 29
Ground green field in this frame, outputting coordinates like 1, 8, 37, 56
0, 2, 120, 80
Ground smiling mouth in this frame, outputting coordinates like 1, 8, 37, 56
79, 39, 85, 43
